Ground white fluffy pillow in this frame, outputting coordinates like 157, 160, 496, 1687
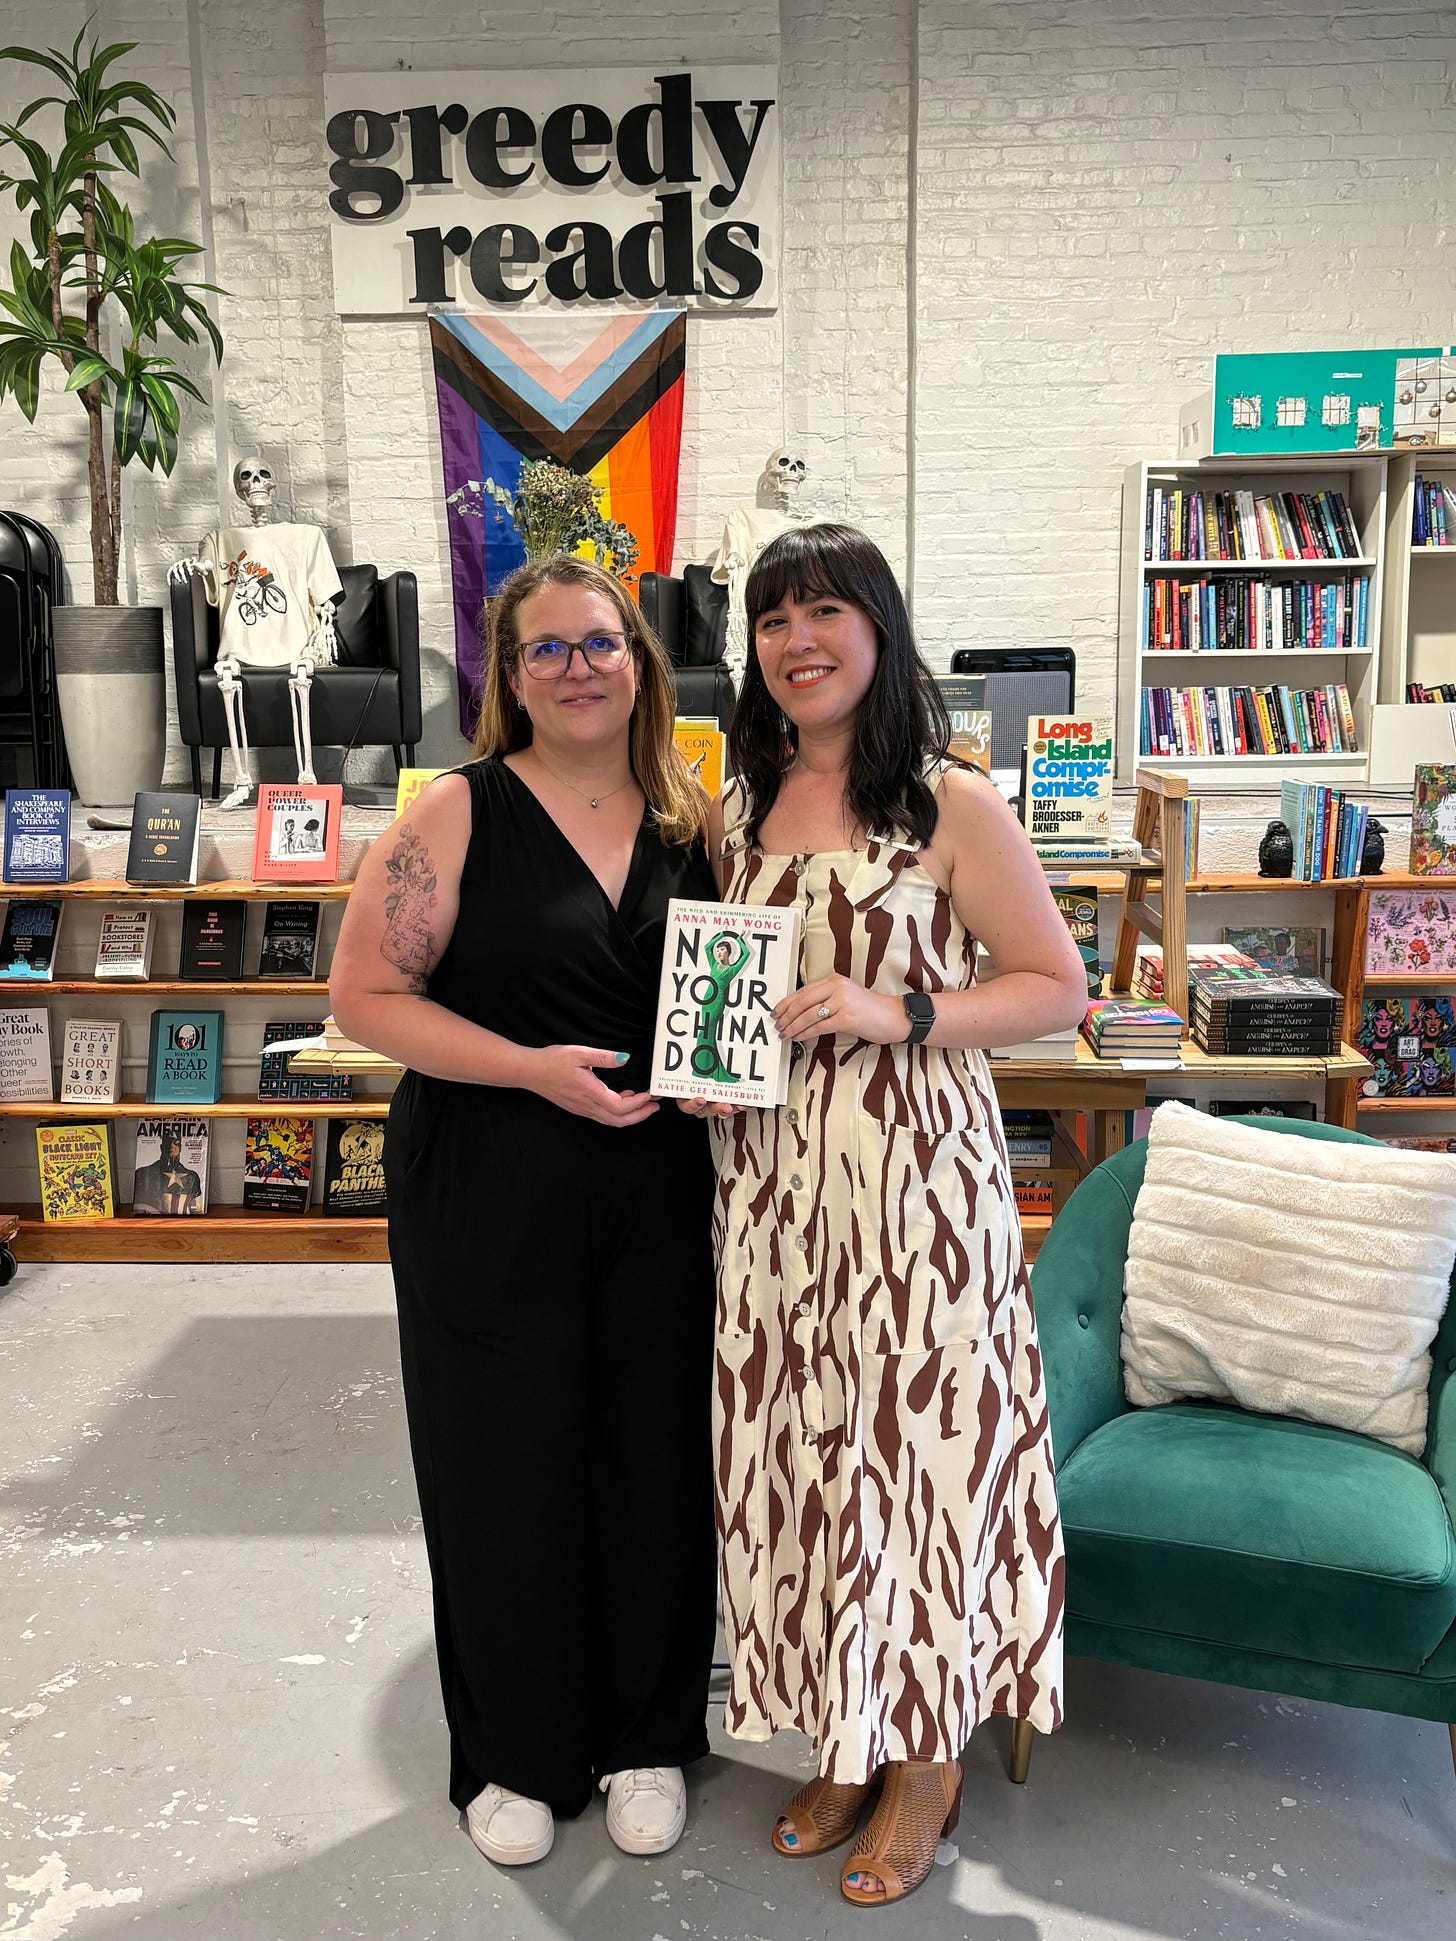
1122, 1101, 1456, 1455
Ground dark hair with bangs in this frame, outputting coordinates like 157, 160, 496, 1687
727, 522, 957, 848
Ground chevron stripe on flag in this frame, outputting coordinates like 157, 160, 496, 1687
431, 307, 686, 732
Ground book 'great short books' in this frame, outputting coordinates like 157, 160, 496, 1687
126, 791, 201, 886
1021, 714, 1114, 848
179, 900, 246, 980
243, 1116, 314, 1212
132, 1117, 209, 1216
95, 908, 155, 980
0, 1005, 52, 1100
322, 1117, 387, 1216
0, 899, 62, 979
650, 898, 803, 1108
257, 900, 321, 979
146, 1008, 224, 1105
60, 1019, 122, 1104
251, 783, 343, 883
36, 1121, 116, 1221
2, 789, 70, 883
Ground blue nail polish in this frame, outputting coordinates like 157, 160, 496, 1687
613, 1052, 630, 1064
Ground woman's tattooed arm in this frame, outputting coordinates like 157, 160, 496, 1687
380, 823, 440, 993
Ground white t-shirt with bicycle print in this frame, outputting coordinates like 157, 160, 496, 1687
198, 525, 344, 669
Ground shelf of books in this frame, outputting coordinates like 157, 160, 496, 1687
1118, 457, 1389, 785
0, 795, 392, 1262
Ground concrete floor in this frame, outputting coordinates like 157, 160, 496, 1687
1, 1267, 1452, 1941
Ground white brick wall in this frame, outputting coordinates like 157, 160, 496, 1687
2, 0, 1452, 769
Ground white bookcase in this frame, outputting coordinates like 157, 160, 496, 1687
1117, 455, 1390, 787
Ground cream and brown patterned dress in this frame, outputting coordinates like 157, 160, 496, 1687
709, 776, 1065, 1784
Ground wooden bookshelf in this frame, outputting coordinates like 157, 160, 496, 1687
25, 980, 331, 997
15, 1204, 388, 1264
0, 879, 353, 900
0, 1095, 388, 1120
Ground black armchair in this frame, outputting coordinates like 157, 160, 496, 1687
638, 564, 735, 726
170, 562, 421, 797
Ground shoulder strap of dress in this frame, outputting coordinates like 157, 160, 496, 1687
718, 776, 753, 859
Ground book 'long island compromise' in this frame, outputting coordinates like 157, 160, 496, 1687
650, 899, 803, 1109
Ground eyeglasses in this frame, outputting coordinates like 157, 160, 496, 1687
516, 631, 634, 679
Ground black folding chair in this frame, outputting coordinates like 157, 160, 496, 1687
0, 513, 69, 789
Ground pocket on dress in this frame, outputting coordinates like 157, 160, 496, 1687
859, 1044, 989, 1139
855, 1114, 1018, 1355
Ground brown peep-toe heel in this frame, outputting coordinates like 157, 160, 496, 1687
840, 1758, 961, 1907
771, 1772, 882, 1857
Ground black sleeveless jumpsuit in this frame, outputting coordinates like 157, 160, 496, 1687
384, 758, 719, 1819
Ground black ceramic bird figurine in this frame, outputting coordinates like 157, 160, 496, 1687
1360, 818, 1386, 876
1258, 819, 1295, 878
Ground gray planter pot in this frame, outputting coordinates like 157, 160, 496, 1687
51, 605, 167, 807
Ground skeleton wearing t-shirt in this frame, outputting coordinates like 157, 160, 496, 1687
169, 457, 344, 809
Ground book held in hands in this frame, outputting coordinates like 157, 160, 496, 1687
0, 899, 63, 980
126, 792, 201, 886
2, 789, 70, 883
650, 898, 803, 1108
60, 1019, 122, 1104
132, 1117, 210, 1216
95, 909, 155, 980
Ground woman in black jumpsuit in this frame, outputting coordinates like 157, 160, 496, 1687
331, 557, 717, 1867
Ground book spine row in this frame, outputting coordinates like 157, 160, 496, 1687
1143, 574, 1368, 653
1413, 474, 1454, 546
1406, 682, 1456, 703
1144, 486, 1361, 562
1276, 779, 1370, 882
1139, 682, 1356, 759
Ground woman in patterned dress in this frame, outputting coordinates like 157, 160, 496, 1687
690, 524, 1087, 1909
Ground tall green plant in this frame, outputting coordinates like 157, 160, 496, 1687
0, 28, 223, 604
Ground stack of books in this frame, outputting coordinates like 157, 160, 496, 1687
1145, 485, 1362, 562
1080, 998, 1184, 1061
1001, 1110, 1055, 1162
1414, 475, 1454, 546
1190, 973, 1344, 1058
1278, 779, 1370, 881
1140, 680, 1356, 759
1133, 943, 1258, 1003
979, 950, 1083, 1061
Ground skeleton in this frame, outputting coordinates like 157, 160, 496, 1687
169, 457, 341, 809
711, 447, 814, 683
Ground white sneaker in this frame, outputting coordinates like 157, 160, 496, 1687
600, 1766, 687, 1855
465, 1782, 554, 1865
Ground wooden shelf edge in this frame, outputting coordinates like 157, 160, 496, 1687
1354, 1097, 1456, 1112
0, 1095, 393, 1119
0, 981, 331, 996
0, 881, 354, 899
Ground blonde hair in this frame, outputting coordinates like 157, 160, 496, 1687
472, 555, 707, 848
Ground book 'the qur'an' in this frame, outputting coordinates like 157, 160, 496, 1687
126, 792, 201, 885
650, 899, 803, 1109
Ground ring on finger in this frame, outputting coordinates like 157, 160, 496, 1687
817, 1002, 831, 1021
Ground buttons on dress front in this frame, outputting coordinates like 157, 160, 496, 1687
794, 1236, 808, 1253
789, 1173, 803, 1190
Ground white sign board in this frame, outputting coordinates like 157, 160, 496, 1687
322, 68, 779, 316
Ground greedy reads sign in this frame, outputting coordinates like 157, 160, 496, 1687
1023, 715, 1114, 845
650, 899, 800, 1107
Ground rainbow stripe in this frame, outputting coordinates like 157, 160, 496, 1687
431, 309, 686, 731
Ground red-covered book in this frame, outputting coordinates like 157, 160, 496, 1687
251, 784, 343, 884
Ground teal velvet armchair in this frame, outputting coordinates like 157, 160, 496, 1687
1024, 1115, 1456, 1791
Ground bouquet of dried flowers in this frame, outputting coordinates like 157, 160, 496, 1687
447, 459, 639, 577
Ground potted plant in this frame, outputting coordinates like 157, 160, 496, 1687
0, 28, 223, 804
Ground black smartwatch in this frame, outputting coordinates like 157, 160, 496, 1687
902, 993, 936, 1045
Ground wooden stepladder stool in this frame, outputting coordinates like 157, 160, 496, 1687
1109, 768, 1191, 1037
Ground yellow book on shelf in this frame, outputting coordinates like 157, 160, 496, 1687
395, 768, 444, 817
673, 720, 725, 798
36, 1121, 116, 1221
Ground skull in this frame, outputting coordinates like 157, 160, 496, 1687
761, 445, 809, 511
232, 456, 277, 516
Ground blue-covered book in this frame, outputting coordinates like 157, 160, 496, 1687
146, 1008, 225, 1105
2, 790, 70, 883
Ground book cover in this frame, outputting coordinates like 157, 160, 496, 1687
2, 789, 70, 883
257, 900, 322, 979
673, 720, 725, 798
243, 1116, 314, 1212
935, 678, 994, 773
321, 1117, 387, 1216
258, 1018, 352, 1101
179, 900, 247, 981
1410, 764, 1456, 876
131, 1116, 209, 1216
94, 908, 155, 980
1382, 1136, 1456, 1153
36, 1121, 116, 1221
1021, 715, 1113, 847
1012, 1179, 1054, 1217
1365, 888, 1456, 976
1051, 887, 1101, 999
394, 768, 444, 817
126, 792, 201, 886
146, 1008, 225, 1105
1219, 924, 1327, 979
650, 898, 803, 1107
0, 1005, 51, 1100
59, 1019, 122, 1105
1209, 1100, 1319, 1120
0, 899, 63, 980
251, 784, 343, 883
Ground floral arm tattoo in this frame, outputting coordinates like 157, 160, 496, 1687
380, 823, 440, 994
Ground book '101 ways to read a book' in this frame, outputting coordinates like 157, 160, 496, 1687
650, 899, 803, 1109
